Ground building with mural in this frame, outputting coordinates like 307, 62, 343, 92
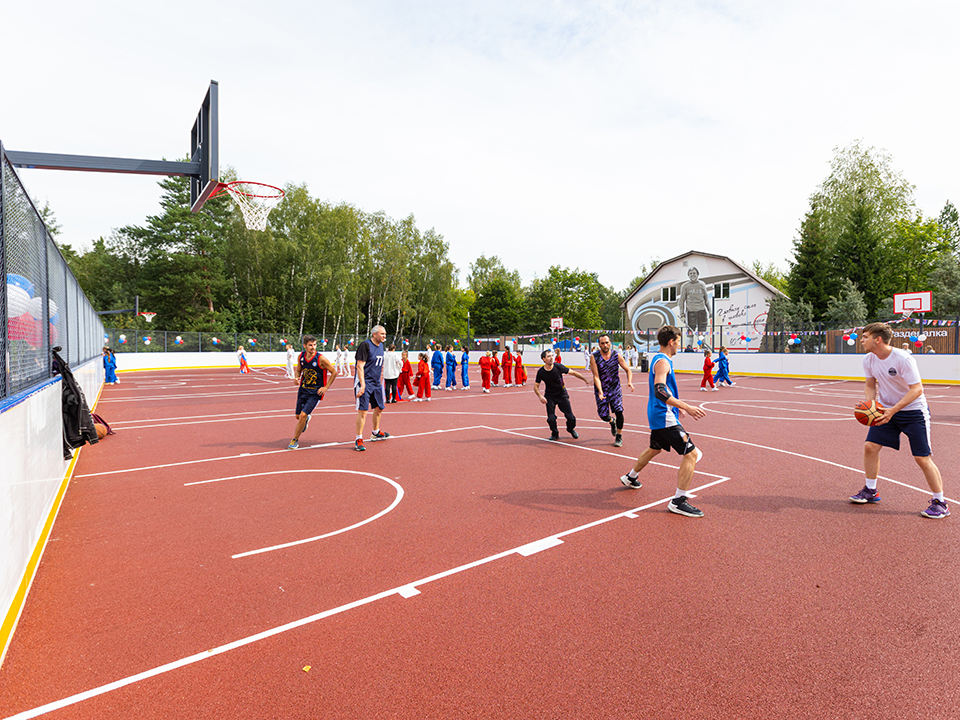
620, 250, 786, 351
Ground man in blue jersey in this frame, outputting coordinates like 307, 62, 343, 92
354, 325, 390, 452
618, 325, 707, 517
287, 335, 338, 449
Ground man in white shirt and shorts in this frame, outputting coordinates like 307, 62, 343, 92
849, 322, 948, 518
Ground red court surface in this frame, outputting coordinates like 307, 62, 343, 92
2, 367, 960, 719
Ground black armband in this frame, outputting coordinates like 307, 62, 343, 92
654, 383, 672, 402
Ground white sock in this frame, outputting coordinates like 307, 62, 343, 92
865, 477, 878, 490
934, 492, 945, 501
674, 489, 685, 499
356, 435, 363, 441
627, 470, 638, 480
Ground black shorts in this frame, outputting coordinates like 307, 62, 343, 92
296, 387, 323, 416
649, 425, 697, 456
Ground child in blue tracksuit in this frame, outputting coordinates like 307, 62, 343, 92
431, 347, 444, 388
103, 347, 119, 384
460, 349, 470, 389
714, 346, 736, 386
445, 346, 457, 390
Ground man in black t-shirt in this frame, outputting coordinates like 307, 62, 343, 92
533, 348, 590, 441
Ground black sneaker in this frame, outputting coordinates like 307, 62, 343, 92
609, 420, 617, 438
614, 435, 622, 448
569, 429, 579, 439
548, 433, 560, 441
669, 497, 704, 517
619, 473, 641, 489
371, 430, 391, 441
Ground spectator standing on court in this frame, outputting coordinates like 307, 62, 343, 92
701, 349, 717, 391
479, 351, 493, 393
334, 344, 349, 377
582, 343, 593, 375
850, 322, 948, 518
590, 334, 634, 448
502, 347, 513, 387
431, 346, 444, 389
444, 345, 458, 390
514, 351, 526, 386
414, 352, 432, 402
460, 347, 471, 389
398, 350, 414, 400
534, 348, 590, 441
383, 344, 401, 403
102, 347, 119, 384
714, 346, 735, 386
285, 343, 296, 379
237, 345, 250, 374
353, 325, 390, 451
619, 325, 707, 518
491, 351, 501, 386
287, 335, 337, 450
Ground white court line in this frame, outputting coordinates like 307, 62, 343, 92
489, 426, 730, 480
0, 475, 729, 720
182, 470, 404, 558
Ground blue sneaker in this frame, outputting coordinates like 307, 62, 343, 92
921, 498, 950, 519
850, 486, 880, 504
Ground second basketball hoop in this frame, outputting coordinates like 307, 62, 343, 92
211, 181, 285, 231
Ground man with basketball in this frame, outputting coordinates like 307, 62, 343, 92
850, 322, 948, 518
590, 334, 634, 447
354, 325, 390, 451
287, 335, 337, 450
619, 325, 707, 518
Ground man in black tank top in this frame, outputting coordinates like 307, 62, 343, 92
287, 335, 337, 449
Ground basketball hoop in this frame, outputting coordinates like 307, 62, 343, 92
140, 312, 157, 323
211, 181, 285, 231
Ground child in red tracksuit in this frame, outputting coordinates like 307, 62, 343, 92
398, 350, 414, 400
415, 353, 432, 401
701, 349, 717, 391
479, 351, 493, 393
514, 352, 526, 386
491, 351, 501, 386
502, 348, 513, 386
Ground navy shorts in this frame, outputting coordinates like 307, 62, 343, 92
865, 408, 932, 457
296, 387, 323, 416
356, 383, 385, 412
649, 425, 697, 456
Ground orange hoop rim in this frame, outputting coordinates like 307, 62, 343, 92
210, 180, 285, 200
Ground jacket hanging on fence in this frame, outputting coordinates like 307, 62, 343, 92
52, 347, 99, 459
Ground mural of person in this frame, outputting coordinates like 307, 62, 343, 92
677, 266, 710, 333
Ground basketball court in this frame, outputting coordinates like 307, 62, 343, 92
2, 367, 959, 719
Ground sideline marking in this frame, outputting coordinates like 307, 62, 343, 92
182, 470, 404, 558
2, 475, 729, 720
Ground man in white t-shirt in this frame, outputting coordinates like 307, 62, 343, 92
849, 322, 948, 518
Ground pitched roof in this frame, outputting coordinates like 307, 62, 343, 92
619, 250, 788, 309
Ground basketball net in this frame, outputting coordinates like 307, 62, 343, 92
140, 312, 157, 323
212, 181, 285, 231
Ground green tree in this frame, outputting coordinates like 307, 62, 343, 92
751, 261, 788, 294
937, 200, 959, 253
824, 278, 868, 325
832, 189, 885, 317
471, 276, 524, 334
886, 214, 951, 296
812, 140, 915, 245
787, 202, 837, 318
467, 254, 521, 294
927, 254, 960, 316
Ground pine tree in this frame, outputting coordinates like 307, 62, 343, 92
787, 202, 836, 318
832, 189, 885, 318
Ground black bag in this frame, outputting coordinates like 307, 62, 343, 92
52, 347, 99, 459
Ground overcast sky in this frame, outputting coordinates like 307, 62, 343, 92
3, 0, 957, 292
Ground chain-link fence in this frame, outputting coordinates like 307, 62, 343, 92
2, 143, 105, 400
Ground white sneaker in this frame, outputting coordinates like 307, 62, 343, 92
712, 387, 719, 391
700, 387, 708, 392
